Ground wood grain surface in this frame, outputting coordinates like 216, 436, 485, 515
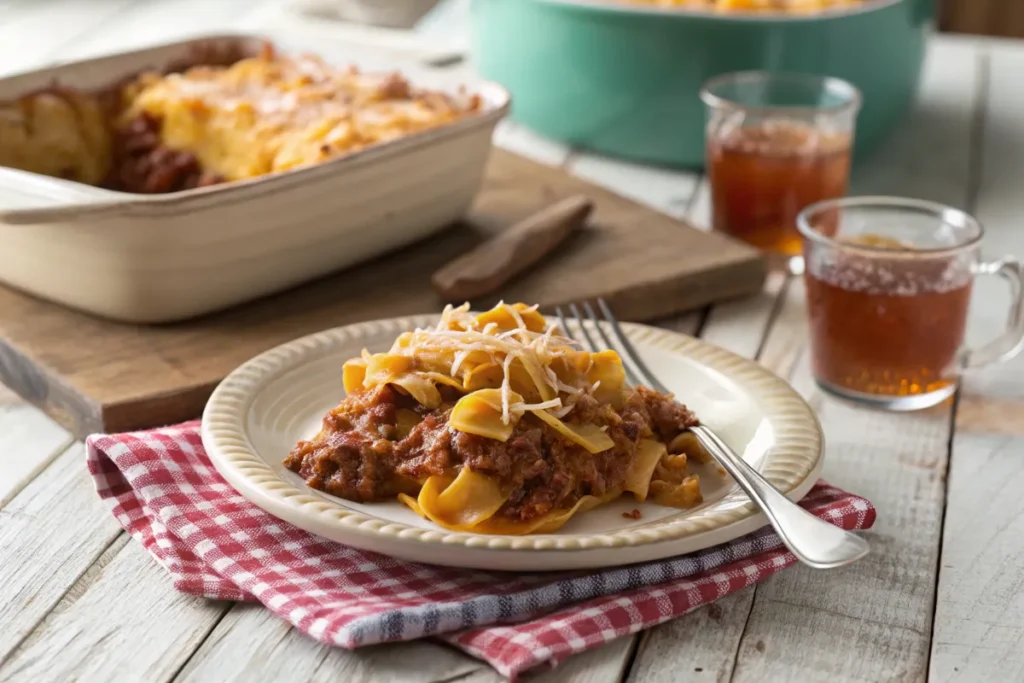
929, 40, 1024, 683
942, 0, 1024, 39
1, 2, 1024, 682
0, 445, 123, 666
0, 148, 764, 438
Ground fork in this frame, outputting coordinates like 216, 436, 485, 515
555, 299, 870, 570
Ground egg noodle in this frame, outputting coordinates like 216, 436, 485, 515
343, 303, 624, 450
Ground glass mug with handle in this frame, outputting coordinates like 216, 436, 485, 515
797, 196, 1024, 411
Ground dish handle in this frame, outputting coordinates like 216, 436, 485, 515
0, 168, 132, 224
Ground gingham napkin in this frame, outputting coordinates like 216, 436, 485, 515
86, 421, 875, 680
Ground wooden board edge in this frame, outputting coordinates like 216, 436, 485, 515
8, 254, 765, 439
100, 381, 218, 435
0, 339, 104, 439
603, 252, 768, 323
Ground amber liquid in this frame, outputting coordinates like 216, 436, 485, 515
805, 244, 972, 398
708, 121, 851, 256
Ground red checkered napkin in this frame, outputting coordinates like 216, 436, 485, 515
86, 421, 875, 681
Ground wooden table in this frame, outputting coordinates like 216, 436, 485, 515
2, 2, 1023, 681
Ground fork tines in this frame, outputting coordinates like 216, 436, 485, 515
554, 298, 669, 393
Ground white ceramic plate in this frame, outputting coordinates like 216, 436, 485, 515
202, 315, 824, 571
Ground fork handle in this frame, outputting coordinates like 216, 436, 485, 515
689, 425, 869, 569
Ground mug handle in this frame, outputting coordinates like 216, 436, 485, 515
964, 256, 1024, 368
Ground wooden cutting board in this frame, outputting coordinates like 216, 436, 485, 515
0, 149, 765, 438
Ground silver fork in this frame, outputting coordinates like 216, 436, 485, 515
555, 299, 870, 570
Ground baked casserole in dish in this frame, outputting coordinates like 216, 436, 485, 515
0, 35, 508, 323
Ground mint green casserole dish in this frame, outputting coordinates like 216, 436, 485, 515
470, 0, 932, 168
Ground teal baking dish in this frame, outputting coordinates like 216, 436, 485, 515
470, 0, 932, 168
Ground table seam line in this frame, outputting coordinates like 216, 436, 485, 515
0, 435, 75, 511
0, 528, 126, 670
166, 604, 235, 683
925, 44, 991, 683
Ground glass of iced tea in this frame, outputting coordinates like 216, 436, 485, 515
702, 72, 861, 268
798, 197, 1024, 411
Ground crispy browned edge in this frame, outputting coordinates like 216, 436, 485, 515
10, 38, 261, 108
0, 38, 269, 192
3, 37, 484, 195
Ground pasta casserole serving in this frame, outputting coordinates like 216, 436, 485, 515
285, 303, 719, 535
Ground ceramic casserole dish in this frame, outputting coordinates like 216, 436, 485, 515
470, 0, 930, 168
0, 35, 510, 323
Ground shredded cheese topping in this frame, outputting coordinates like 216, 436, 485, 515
342, 302, 627, 451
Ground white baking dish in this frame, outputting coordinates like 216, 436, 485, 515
0, 35, 509, 323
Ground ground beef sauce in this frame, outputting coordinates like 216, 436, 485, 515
104, 112, 225, 193
284, 384, 700, 524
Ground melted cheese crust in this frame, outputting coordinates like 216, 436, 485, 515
120, 50, 482, 182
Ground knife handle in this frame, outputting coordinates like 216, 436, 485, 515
432, 195, 594, 301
